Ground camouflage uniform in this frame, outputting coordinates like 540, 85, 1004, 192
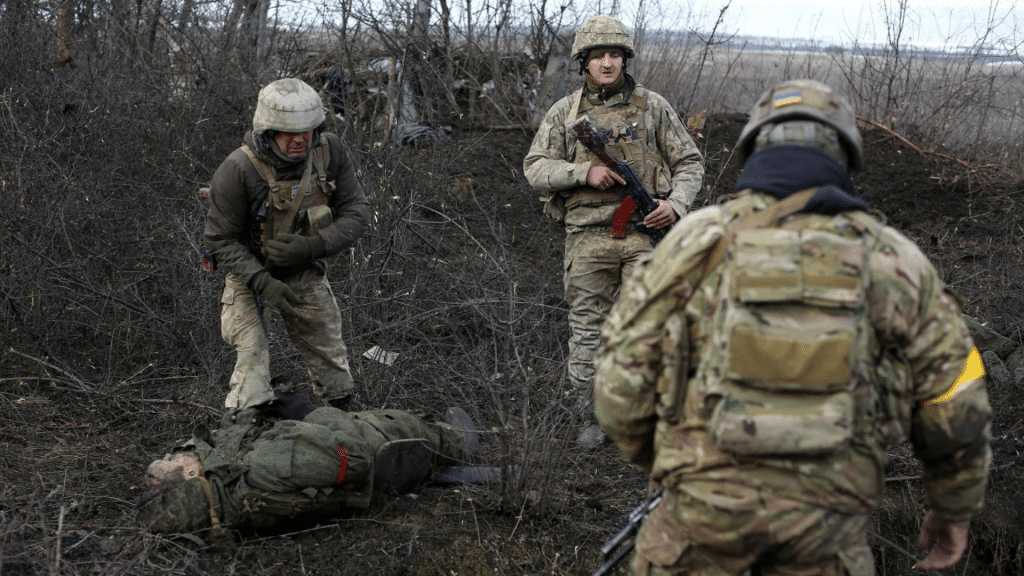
523, 34, 704, 419
594, 80, 991, 575
137, 407, 473, 533
205, 82, 370, 409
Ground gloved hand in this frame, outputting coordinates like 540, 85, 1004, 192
250, 271, 301, 317
266, 388, 317, 421
266, 232, 324, 271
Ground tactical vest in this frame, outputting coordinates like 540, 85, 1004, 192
665, 191, 888, 463
564, 86, 668, 211
241, 135, 336, 256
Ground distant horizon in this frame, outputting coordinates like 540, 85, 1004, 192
282, 0, 1023, 57
644, 0, 1023, 53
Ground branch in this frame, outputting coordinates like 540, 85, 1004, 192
857, 115, 1007, 171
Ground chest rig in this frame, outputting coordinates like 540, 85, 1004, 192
565, 86, 663, 211
241, 136, 336, 256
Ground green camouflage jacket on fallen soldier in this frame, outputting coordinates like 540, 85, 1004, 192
594, 190, 992, 521
523, 78, 704, 228
137, 407, 468, 533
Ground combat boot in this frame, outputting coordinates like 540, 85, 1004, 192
444, 407, 482, 465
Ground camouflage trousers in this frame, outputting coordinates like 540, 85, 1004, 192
630, 481, 874, 576
220, 269, 355, 409
563, 228, 650, 419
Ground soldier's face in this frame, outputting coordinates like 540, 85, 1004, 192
586, 51, 624, 87
145, 452, 203, 489
275, 130, 314, 158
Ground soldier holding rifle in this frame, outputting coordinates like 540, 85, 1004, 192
523, 15, 704, 447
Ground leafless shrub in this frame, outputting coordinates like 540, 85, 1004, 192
1, 1, 1022, 574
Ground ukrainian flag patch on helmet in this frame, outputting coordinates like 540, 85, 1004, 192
773, 90, 803, 108
924, 347, 985, 406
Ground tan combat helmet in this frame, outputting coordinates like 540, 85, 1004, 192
252, 78, 326, 134
571, 15, 636, 61
736, 79, 863, 170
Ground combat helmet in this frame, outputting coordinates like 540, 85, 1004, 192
571, 16, 636, 62
736, 79, 863, 170
137, 477, 219, 534
252, 78, 326, 134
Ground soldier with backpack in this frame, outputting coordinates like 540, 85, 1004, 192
204, 78, 370, 411
593, 79, 992, 575
137, 391, 483, 535
523, 15, 704, 447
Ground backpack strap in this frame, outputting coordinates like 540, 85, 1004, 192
698, 187, 818, 285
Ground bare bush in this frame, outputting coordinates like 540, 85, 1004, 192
1, 1, 1022, 574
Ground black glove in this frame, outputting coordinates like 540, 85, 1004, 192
266, 233, 324, 271
250, 271, 301, 317
268, 388, 317, 421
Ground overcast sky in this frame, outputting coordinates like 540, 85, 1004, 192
678, 0, 1023, 49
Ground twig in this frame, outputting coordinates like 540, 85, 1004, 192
6, 348, 93, 392
867, 529, 941, 576
52, 504, 65, 576
857, 115, 1006, 172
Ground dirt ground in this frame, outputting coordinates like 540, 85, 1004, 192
2, 113, 1023, 576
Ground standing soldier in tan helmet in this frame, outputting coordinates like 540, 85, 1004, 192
204, 78, 370, 412
523, 15, 704, 447
594, 78, 991, 575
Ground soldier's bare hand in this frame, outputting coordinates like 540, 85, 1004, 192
914, 512, 970, 571
643, 201, 678, 229
587, 165, 626, 190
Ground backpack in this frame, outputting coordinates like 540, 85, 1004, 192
696, 189, 880, 457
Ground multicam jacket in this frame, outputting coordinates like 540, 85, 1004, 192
523, 76, 704, 228
204, 131, 371, 286
594, 189, 991, 520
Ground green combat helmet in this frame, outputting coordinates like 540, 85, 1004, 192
736, 79, 863, 170
252, 78, 326, 134
136, 477, 220, 534
571, 15, 636, 62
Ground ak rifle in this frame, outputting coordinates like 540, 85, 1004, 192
568, 114, 668, 246
591, 489, 663, 576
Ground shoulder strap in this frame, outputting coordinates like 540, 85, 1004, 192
311, 135, 331, 193
240, 143, 279, 190
567, 87, 586, 122
627, 85, 647, 109
698, 187, 818, 284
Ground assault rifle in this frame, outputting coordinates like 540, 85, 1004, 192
568, 115, 668, 246
592, 489, 664, 576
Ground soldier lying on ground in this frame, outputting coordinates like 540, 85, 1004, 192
137, 390, 487, 535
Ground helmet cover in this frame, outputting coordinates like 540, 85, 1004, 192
737, 79, 863, 169
571, 16, 636, 61
252, 78, 326, 133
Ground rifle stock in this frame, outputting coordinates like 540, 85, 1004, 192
591, 489, 664, 576
568, 114, 669, 246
